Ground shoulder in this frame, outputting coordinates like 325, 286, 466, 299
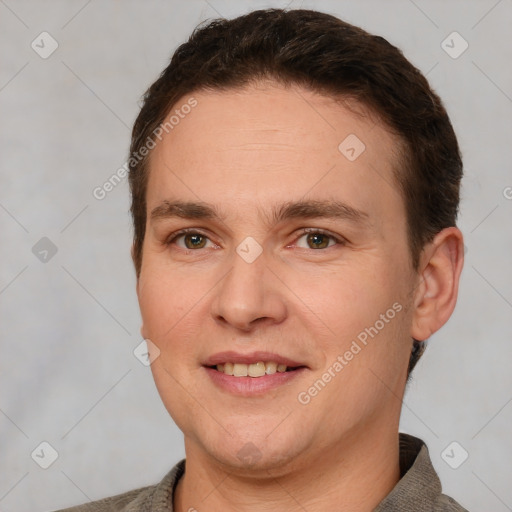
51, 460, 186, 512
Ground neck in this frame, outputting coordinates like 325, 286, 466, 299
174, 428, 401, 512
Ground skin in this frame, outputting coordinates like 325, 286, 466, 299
135, 81, 464, 512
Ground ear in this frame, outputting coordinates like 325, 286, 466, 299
411, 227, 464, 341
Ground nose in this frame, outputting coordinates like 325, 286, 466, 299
210, 248, 287, 332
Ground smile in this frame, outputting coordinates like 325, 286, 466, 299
213, 361, 297, 377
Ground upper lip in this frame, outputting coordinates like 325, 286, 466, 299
203, 351, 307, 368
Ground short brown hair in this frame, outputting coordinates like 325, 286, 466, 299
128, 8, 463, 375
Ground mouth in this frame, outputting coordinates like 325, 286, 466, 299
207, 361, 305, 378
202, 351, 308, 394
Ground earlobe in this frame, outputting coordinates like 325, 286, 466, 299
411, 227, 464, 341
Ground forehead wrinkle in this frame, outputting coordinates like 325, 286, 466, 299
230, 142, 298, 150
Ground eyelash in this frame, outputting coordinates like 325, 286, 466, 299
165, 227, 346, 251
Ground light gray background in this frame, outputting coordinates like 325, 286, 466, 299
1, 0, 511, 510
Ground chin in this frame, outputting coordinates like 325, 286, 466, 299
198, 427, 309, 475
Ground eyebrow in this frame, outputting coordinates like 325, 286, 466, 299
150, 199, 370, 229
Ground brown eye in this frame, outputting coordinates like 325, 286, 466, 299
183, 233, 207, 249
295, 230, 341, 250
166, 230, 214, 250
306, 233, 331, 249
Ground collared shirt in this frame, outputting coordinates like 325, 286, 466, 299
54, 434, 469, 511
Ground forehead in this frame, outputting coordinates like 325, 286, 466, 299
146, 83, 404, 228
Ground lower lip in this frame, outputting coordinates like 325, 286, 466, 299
204, 366, 307, 395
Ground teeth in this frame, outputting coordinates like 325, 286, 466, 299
248, 362, 266, 377
215, 361, 290, 377
233, 363, 248, 377
265, 362, 277, 375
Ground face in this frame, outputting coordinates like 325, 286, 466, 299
136, 82, 419, 474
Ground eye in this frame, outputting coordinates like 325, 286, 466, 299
166, 229, 215, 250
294, 228, 344, 250
165, 228, 345, 252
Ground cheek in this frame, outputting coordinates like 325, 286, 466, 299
138, 257, 201, 330
286, 261, 393, 343
137, 262, 213, 366
138, 277, 178, 338
290, 259, 411, 397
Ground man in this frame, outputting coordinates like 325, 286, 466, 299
57, 8, 467, 511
